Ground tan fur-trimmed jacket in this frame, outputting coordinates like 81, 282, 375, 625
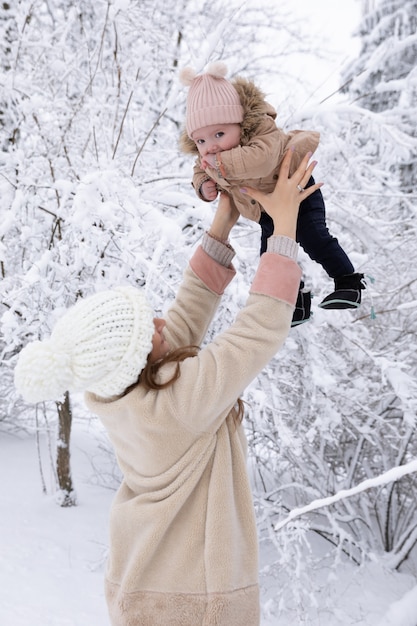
180, 77, 320, 223
85, 238, 301, 626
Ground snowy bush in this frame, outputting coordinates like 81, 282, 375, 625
1, 0, 417, 619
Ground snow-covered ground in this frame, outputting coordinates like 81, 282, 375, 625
1, 418, 417, 626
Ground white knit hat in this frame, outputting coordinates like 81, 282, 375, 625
180, 62, 244, 138
14, 286, 155, 402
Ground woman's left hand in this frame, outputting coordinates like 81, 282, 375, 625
208, 192, 240, 241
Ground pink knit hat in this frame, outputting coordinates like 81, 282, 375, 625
180, 62, 244, 138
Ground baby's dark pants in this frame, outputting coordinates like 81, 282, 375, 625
258, 177, 354, 279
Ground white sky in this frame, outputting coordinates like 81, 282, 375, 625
279, 0, 363, 108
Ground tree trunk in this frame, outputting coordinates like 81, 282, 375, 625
55, 392, 77, 507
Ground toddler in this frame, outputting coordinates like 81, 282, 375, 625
179, 62, 365, 325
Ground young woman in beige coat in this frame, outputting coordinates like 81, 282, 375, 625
15, 149, 321, 626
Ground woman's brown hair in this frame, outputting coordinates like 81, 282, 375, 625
123, 346, 244, 425
140, 346, 199, 390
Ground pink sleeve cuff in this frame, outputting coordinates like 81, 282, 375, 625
250, 253, 302, 306
189, 247, 236, 295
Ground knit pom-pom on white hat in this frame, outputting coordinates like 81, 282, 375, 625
14, 286, 155, 403
14, 340, 74, 404
180, 61, 243, 138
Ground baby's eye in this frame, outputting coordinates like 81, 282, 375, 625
196, 138, 205, 145
215, 132, 224, 138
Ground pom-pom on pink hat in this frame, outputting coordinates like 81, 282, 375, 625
180, 62, 244, 138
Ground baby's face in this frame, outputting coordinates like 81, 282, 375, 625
192, 123, 241, 157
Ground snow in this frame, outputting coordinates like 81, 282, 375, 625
0, 422, 110, 626
1, 418, 417, 626
275, 458, 417, 531
378, 586, 417, 626
2, 0, 417, 624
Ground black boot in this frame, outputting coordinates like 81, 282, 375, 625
292, 281, 312, 326
319, 273, 365, 310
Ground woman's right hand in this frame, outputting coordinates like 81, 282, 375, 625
240, 150, 323, 240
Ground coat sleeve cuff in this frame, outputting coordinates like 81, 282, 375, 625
189, 247, 236, 295
251, 253, 302, 306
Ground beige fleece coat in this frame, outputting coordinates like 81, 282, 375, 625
180, 77, 320, 222
86, 243, 301, 626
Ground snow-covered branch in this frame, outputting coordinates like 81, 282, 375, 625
275, 460, 417, 531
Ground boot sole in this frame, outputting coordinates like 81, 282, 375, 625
291, 317, 311, 327
318, 299, 360, 310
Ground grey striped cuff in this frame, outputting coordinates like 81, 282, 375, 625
266, 236, 299, 260
202, 233, 235, 267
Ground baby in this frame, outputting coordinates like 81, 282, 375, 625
179, 62, 365, 325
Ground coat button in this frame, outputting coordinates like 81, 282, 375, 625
251, 199, 256, 204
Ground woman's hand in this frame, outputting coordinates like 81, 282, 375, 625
240, 150, 323, 239
208, 192, 240, 241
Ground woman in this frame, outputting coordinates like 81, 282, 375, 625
15, 149, 321, 625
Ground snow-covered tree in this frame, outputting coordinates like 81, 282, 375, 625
2, 0, 417, 619
0, 0, 317, 504
245, 1, 417, 614
342, 0, 417, 191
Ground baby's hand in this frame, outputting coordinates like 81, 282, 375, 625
201, 153, 217, 170
201, 179, 218, 201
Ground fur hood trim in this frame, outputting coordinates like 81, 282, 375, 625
179, 76, 276, 155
